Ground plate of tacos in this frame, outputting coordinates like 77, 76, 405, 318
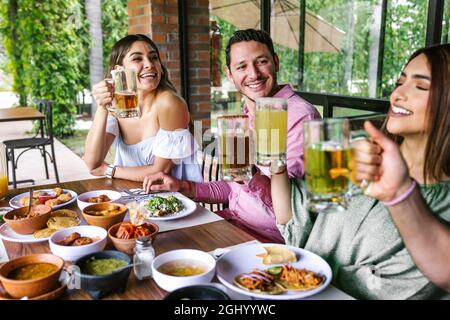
216, 243, 332, 300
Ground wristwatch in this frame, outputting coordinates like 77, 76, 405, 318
105, 164, 116, 179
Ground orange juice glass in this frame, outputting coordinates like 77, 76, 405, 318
0, 144, 7, 200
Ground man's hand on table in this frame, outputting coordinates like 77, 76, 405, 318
143, 172, 196, 199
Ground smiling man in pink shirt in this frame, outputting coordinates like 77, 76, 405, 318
143, 29, 320, 243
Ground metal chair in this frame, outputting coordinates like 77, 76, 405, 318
3, 100, 60, 188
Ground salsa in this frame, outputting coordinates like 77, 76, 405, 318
83, 258, 128, 276
8, 263, 58, 280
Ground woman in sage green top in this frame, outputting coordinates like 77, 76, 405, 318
271, 44, 450, 299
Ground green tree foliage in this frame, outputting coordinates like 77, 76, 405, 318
212, 0, 435, 100
381, 0, 428, 97
0, 0, 90, 137
101, 0, 128, 72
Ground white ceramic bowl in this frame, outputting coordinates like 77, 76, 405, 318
49, 225, 108, 261
151, 249, 216, 292
77, 190, 122, 211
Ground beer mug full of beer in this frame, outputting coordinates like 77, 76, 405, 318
304, 118, 353, 213
108, 67, 140, 118
217, 114, 253, 182
255, 98, 287, 169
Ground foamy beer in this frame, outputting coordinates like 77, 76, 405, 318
217, 115, 253, 182
304, 118, 352, 213
109, 67, 140, 118
255, 98, 287, 169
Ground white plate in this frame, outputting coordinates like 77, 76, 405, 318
138, 192, 197, 221
216, 243, 332, 300
9, 189, 77, 210
0, 223, 52, 243
0, 216, 85, 244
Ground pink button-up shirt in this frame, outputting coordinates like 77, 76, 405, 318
195, 85, 321, 243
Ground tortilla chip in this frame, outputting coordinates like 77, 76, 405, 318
47, 216, 80, 230
256, 245, 297, 265
33, 228, 58, 239
50, 209, 79, 219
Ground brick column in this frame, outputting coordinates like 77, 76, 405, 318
127, 0, 212, 130
128, 0, 181, 92
186, 0, 211, 128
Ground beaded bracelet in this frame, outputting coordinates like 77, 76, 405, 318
382, 179, 417, 207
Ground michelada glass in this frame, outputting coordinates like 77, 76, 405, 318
217, 114, 253, 182
255, 98, 287, 170
304, 118, 352, 213
109, 67, 140, 118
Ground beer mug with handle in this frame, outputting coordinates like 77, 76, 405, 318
217, 114, 253, 182
108, 67, 140, 118
255, 97, 287, 170
304, 118, 352, 213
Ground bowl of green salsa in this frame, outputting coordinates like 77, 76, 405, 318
74, 250, 131, 299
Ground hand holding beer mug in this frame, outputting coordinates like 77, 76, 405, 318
304, 118, 352, 213
107, 67, 140, 118
217, 115, 253, 182
255, 98, 287, 172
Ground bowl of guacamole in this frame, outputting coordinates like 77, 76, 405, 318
74, 250, 132, 299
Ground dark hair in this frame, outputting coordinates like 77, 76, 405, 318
385, 43, 450, 183
106, 34, 176, 92
225, 29, 276, 68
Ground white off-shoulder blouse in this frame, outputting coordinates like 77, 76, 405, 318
106, 115, 203, 182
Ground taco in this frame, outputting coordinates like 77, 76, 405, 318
273, 265, 325, 291
234, 269, 286, 295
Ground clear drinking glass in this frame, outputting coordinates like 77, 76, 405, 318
0, 144, 8, 201
108, 67, 140, 118
304, 118, 352, 213
217, 114, 253, 182
255, 98, 288, 169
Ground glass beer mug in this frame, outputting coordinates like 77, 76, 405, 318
304, 118, 352, 213
255, 97, 288, 169
0, 144, 8, 201
217, 114, 253, 182
108, 67, 140, 118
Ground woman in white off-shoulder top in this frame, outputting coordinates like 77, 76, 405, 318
83, 34, 202, 182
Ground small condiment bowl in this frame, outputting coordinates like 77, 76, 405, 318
82, 203, 127, 230
74, 250, 132, 299
0, 254, 64, 298
107, 220, 159, 255
77, 190, 122, 211
3, 205, 52, 234
49, 225, 108, 262
151, 249, 216, 292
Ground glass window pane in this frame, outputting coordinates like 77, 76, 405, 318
209, 0, 261, 131
298, 1, 386, 98
443, 0, 450, 44
381, 0, 428, 98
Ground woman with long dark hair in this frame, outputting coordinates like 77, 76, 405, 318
271, 43, 450, 299
84, 34, 202, 182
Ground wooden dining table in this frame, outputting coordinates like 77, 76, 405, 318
0, 107, 44, 123
0, 177, 255, 300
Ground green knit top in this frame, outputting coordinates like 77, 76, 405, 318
277, 179, 450, 300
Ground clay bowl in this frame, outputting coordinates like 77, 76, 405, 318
3, 205, 52, 234
108, 221, 159, 255
82, 203, 127, 230
0, 254, 64, 298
